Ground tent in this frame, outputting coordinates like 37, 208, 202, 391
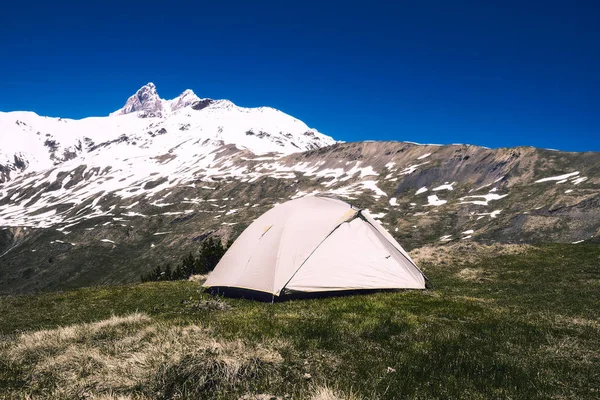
203, 195, 426, 299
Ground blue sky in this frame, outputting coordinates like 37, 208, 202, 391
1, 0, 599, 151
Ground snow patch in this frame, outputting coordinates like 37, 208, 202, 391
432, 182, 455, 192
425, 195, 447, 206
368, 212, 386, 220
360, 180, 387, 198
400, 161, 429, 175
460, 193, 508, 206
535, 171, 579, 183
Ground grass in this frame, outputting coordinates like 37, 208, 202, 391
0, 243, 599, 399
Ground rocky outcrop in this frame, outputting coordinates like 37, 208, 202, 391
167, 89, 201, 112
110, 82, 165, 117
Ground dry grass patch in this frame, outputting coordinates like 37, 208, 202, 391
521, 215, 562, 232
7, 313, 151, 359
556, 315, 600, 329
183, 296, 232, 311
309, 384, 362, 400
542, 333, 599, 365
456, 267, 496, 282
1, 313, 284, 399
188, 273, 210, 283
410, 242, 535, 265
239, 385, 361, 400
239, 394, 282, 400
91, 394, 140, 400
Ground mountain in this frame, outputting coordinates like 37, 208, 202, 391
110, 83, 202, 117
0, 82, 334, 183
1, 84, 599, 294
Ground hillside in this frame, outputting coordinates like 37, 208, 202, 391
1, 84, 599, 294
1, 244, 598, 399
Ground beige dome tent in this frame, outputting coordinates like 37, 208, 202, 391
203, 195, 426, 299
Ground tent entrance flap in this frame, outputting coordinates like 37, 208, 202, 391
278, 210, 361, 294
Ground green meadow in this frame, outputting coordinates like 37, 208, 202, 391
1, 244, 598, 399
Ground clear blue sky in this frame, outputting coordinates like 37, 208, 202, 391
1, 1, 599, 151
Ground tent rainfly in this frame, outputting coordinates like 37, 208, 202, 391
203, 195, 426, 299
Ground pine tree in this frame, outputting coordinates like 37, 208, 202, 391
164, 264, 172, 281
172, 263, 186, 281
150, 265, 162, 281
141, 238, 229, 282
182, 252, 195, 277
195, 237, 226, 274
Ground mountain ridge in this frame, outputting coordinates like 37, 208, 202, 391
0, 83, 335, 183
110, 82, 203, 117
0, 84, 599, 294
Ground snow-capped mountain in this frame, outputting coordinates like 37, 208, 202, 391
0, 83, 335, 182
109, 82, 170, 117
110, 83, 202, 117
1, 83, 599, 295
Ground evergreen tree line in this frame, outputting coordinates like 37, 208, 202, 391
141, 237, 231, 282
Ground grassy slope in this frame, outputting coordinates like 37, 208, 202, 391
1, 244, 599, 399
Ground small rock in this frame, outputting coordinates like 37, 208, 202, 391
387, 367, 396, 373
303, 373, 312, 380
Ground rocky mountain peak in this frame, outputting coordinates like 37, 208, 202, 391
110, 84, 205, 117
110, 82, 165, 117
168, 89, 201, 112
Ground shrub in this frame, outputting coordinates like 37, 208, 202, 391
141, 237, 228, 282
